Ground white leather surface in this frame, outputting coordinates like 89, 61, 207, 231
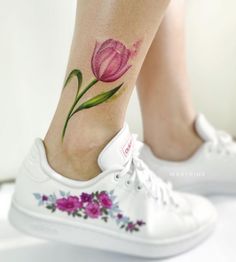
0, 184, 235, 262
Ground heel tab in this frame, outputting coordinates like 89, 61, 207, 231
20, 138, 50, 182
32, 138, 51, 171
27, 138, 47, 163
34, 138, 45, 151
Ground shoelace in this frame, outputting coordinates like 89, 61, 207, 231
208, 130, 235, 155
113, 135, 178, 207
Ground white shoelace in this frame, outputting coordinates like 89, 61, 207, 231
113, 135, 178, 207
208, 130, 235, 155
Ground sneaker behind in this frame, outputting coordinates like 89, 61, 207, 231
140, 114, 236, 195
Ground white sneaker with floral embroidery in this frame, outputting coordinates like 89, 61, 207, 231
9, 123, 217, 258
140, 114, 236, 195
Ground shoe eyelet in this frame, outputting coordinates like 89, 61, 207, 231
137, 185, 142, 191
114, 174, 120, 181
125, 180, 131, 186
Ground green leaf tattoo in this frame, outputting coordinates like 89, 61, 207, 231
71, 83, 123, 115
63, 69, 83, 98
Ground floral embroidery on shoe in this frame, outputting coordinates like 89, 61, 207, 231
33, 190, 146, 233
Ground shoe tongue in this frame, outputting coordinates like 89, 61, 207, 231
98, 123, 134, 171
195, 114, 217, 142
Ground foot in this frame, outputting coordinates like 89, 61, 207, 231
140, 114, 236, 195
9, 124, 217, 258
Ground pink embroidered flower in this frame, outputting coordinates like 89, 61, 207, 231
137, 220, 145, 226
91, 39, 132, 82
127, 222, 136, 231
80, 192, 92, 203
42, 195, 48, 201
117, 213, 123, 220
56, 196, 82, 213
98, 192, 112, 208
34, 190, 146, 233
85, 202, 101, 218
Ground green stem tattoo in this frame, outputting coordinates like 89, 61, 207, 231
62, 78, 98, 139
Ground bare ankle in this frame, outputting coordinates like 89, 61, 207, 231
44, 124, 121, 180
144, 121, 203, 161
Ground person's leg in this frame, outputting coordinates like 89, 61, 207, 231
137, 0, 202, 161
44, 0, 170, 180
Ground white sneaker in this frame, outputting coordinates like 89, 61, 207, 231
9, 124, 217, 258
140, 114, 236, 195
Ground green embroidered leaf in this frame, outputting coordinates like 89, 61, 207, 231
101, 217, 108, 222
72, 83, 123, 113
33, 193, 41, 200
46, 205, 56, 212
63, 69, 83, 98
59, 190, 66, 197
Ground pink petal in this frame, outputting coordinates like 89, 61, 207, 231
114, 40, 127, 54
102, 64, 132, 82
98, 39, 116, 53
119, 48, 131, 69
100, 52, 122, 80
91, 41, 103, 77
96, 50, 117, 78
92, 48, 117, 78
110, 42, 131, 76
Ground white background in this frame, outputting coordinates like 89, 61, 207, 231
1, 0, 236, 180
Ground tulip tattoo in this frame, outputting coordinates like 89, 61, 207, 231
62, 38, 141, 139
91, 39, 132, 82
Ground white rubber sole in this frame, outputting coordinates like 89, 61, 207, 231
9, 200, 217, 259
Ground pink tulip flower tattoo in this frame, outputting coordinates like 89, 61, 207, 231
91, 39, 132, 82
62, 38, 141, 139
